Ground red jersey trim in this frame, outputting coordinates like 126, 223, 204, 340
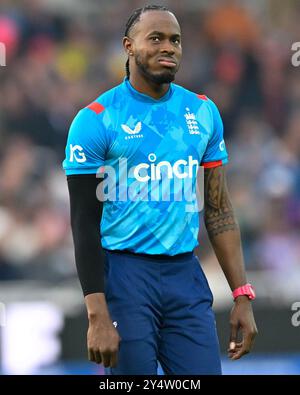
86, 102, 105, 114
196, 94, 208, 101
201, 160, 223, 168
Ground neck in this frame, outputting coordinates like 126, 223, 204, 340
129, 70, 170, 100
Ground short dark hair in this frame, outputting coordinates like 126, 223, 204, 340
124, 5, 170, 78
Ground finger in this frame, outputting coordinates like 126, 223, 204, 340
101, 351, 111, 368
94, 350, 102, 364
230, 331, 255, 360
228, 346, 244, 359
227, 342, 243, 351
230, 349, 247, 360
110, 350, 118, 368
244, 328, 256, 352
228, 342, 243, 351
227, 344, 242, 352
228, 341, 243, 358
88, 349, 95, 362
229, 322, 239, 351
239, 329, 255, 355
228, 348, 242, 357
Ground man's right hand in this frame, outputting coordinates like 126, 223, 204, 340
85, 292, 121, 368
87, 314, 121, 368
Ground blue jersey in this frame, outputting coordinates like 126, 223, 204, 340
63, 77, 228, 255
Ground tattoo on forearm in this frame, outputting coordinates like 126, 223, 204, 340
204, 167, 238, 236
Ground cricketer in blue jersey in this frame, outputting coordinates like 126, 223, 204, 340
63, 5, 257, 375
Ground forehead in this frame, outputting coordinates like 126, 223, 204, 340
132, 11, 181, 36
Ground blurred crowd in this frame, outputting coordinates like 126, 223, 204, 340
0, 0, 299, 285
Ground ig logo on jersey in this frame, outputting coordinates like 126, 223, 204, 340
69, 144, 86, 163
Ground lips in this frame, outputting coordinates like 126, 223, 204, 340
157, 58, 177, 67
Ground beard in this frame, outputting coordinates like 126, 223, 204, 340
135, 54, 176, 84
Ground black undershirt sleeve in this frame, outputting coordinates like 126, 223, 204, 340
67, 174, 105, 296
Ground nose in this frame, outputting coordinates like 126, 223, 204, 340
160, 40, 175, 55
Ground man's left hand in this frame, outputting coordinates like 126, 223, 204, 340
228, 296, 258, 360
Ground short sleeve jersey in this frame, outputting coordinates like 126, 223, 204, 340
63, 77, 229, 255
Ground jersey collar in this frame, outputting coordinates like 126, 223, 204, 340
123, 77, 173, 103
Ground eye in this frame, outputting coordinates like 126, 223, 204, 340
172, 38, 180, 45
150, 36, 160, 42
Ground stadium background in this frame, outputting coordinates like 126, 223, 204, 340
0, 0, 300, 375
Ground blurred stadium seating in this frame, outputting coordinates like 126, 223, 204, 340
0, 0, 299, 374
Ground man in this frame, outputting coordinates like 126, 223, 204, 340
63, 5, 257, 375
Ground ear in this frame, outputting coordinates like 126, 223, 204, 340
123, 36, 134, 56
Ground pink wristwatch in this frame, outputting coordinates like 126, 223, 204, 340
232, 283, 256, 301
